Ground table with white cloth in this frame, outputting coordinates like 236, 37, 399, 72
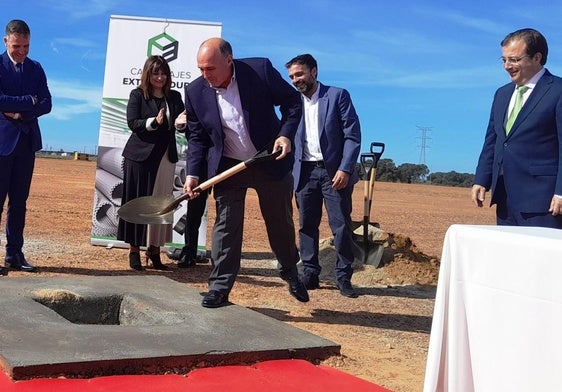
423, 224, 562, 392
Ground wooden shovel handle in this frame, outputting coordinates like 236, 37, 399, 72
193, 161, 247, 192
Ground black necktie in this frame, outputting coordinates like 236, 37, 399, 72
15, 63, 22, 85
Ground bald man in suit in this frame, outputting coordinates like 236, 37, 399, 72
182, 38, 309, 307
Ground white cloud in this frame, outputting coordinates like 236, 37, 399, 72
47, 79, 102, 120
51, 38, 99, 48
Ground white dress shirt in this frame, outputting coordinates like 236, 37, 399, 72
302, 86, 323, 162
213, 71, 257, 161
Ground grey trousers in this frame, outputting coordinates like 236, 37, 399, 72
208, 159, 299, 294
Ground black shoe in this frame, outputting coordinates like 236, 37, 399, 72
177, 246, 196, 268
5, 253, 36, 272
286, 276, 309, 302
0, 266, 6, 276
177, 259, 196, 268
146, 246, 168, 270
129, 252, 143, 271
201, 290, 230, 308
336, 279, 358, 298
302, 273, 320, 290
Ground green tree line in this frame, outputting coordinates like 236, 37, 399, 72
356, 158, 474, 187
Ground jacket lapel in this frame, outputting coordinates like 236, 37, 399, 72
1, 52, 21, 91
508, 69, 553, 136
317, 83, 328, 137
201, 82, 223, 132
233, 60, 251, 131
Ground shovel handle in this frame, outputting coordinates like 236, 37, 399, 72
157, 160, 250, 214
193, 161, 247, 193
360, 153, 376, 180
370, 142, 385, 162
193, 148, 281, 193
159, 149, 281, 215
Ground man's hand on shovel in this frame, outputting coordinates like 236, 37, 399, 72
183, 177, 200, 200
273, 136, 291, 159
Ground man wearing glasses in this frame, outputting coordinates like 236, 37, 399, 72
471, 28, 562, 228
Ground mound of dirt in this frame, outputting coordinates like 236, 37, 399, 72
318, 232, 440, 288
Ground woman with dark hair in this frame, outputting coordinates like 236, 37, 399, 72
117, 55, 185, 271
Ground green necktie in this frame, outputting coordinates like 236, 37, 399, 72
505, 85, 529, 135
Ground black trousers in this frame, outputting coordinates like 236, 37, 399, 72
183, 189, 209, 259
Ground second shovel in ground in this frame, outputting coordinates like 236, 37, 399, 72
352, 142, 385, 267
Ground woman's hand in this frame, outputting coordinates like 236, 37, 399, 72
155, 108, 165, 125
175, 110, 187, 130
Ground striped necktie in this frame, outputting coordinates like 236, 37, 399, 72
505, 85, 529, 135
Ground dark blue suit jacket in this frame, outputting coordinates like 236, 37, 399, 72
292, 82, 361, 190
184, 58, 301, 180
0, 52, 52, 155
474, 69, 562, 213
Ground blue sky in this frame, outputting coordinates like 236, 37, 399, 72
5, 1, 562, 173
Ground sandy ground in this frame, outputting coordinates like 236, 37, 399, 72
1, 158, 496, 392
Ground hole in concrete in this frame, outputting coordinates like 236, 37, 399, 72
31, 289, 186, 326
32, 289, 123, 325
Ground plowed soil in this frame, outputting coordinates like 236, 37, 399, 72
2, 158, 496, 392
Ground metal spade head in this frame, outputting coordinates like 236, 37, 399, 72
117, 195, 177, 224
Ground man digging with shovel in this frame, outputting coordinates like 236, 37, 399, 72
286, 54, 361, 298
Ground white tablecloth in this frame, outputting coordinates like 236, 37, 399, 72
423, 224, 562, 392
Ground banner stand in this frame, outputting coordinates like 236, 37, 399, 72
90, 15, 221, 256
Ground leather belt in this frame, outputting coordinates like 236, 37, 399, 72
302, 160, 325, 168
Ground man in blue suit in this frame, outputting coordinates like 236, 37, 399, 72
472, 28, 562, 228
0, 19, 52, 275
182, 38, 309, 307
285, 54, 361, 298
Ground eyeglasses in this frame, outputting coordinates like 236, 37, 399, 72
500, 55, 531, 65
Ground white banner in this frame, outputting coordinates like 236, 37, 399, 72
90, 15, 221, 254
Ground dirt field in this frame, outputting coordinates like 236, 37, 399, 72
1, 158, 496, 392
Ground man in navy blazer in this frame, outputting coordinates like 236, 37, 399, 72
472, 28, 562, 228
182, 38, 309, 307
0, 20, 52, 275
286, 54, 361, 298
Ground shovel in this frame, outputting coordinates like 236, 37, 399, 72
117, 148, 282, 224
352, 142, 385, 267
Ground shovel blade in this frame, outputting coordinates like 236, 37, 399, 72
351, 221, 385, 268
351, 239, 384, 268
117, 195, 177, 224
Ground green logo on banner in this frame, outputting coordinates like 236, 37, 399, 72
147, 33, 179, 62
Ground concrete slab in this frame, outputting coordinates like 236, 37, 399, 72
0, 276, 339, 380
